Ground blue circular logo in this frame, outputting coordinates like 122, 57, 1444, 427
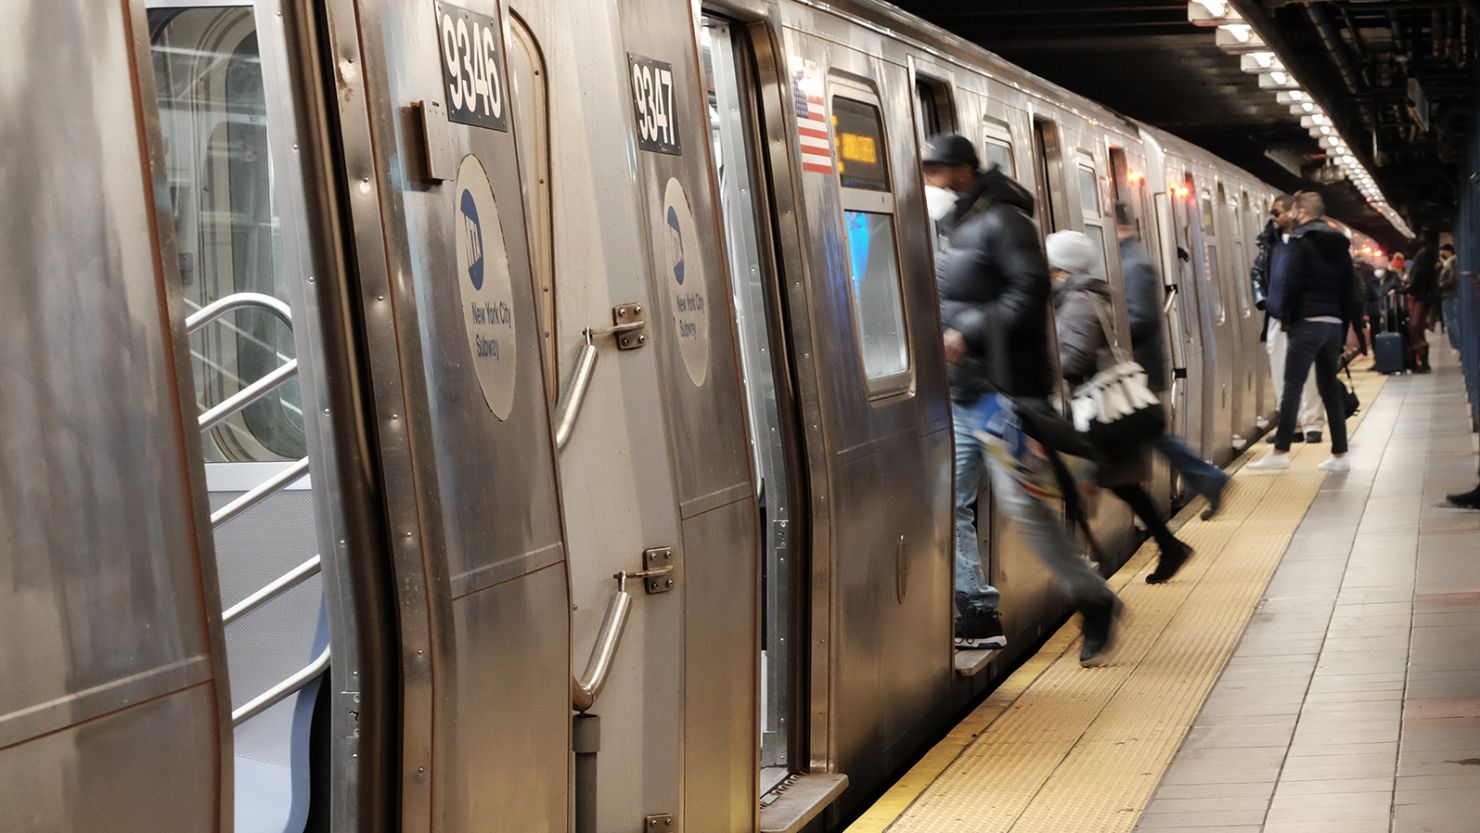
461, 188, 485, 290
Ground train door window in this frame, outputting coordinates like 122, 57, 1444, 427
1077, 158, 1109, 280
1230, 191, 1251, 314
983, 121, 1014, 177
1032, 117, 1068, 233
1200, 187, 1225, 323
833, 88, 912, 394
148, 4, 330, 831
506, 13, 558, 398
913, 76, 956, 138
701, 14, 803, 793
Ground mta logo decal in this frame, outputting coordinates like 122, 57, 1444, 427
667, 205, 685, 286
461, 188, 485, 290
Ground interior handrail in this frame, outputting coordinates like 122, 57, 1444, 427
198, 359, 300, 432
211, 457, 311, 528
232, 645, 331, 726
187, 291, 293, 334
223, 555, 322, 625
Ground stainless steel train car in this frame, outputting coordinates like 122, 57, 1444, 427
4, 1, 1303, 832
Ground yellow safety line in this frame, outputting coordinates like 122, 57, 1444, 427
846, 364, 1388, 833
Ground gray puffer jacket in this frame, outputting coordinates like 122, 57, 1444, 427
1053, 273, 1152, 487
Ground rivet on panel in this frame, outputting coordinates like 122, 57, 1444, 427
322, 408, 330, 415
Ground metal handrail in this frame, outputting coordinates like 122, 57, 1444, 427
555, 336, 600, 450
211, 457, 311, 528
571, 577, 634, 712
222, 555, 322, 625
187, 292, 293, 334
232, 645, 331, 726
198, 359, 300, 431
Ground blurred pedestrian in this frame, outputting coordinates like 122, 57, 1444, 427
1438, 243, 1460, 353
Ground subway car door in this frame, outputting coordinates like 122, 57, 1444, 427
320, 1, 572, 831
614, 2, 764, 831
1169, 173, 1210, 472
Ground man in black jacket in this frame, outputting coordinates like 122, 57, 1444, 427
1249, 194, 1289, 321
926, 133, 1120, 665
1249, 192, 1356, 473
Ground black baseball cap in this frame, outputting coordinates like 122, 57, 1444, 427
922, 133, 979, 169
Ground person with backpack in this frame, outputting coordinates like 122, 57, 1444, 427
1048, 230, 1195, 583
925, 133, 1122, 665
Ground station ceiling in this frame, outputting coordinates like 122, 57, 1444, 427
889, 0, 1477, 250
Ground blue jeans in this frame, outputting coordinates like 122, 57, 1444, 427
1276, 321, 1349, 453
953, 401, 1000, 615
1152, 434, 1228, 501
962, 395, 1116, 610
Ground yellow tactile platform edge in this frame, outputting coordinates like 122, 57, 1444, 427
847, 363, 1389, 833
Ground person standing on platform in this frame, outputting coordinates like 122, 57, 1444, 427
1259, 195, 1327, 444
1249, 192, 1357, 473
1406, 237, 1440, 373
1050, 228, 1196, 583
1349, 258, 1377, 357
1116, 202, 1230, 526
925, 133, 1122, 665
1438, 243, 1460, 353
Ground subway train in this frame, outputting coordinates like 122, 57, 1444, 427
3, 0, 1375, 832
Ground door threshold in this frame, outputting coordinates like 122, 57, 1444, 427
758, 772, 848, 833
953, 647, 998, 677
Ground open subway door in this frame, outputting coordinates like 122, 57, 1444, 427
313, 0, 572, 829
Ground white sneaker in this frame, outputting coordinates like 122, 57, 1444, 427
1317, 456, 1350, 472
1246, 453, 1291, 472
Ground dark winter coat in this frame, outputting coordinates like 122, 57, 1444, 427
1407, 245, 1440, 304
1120, 235, 1169, 393
1052, 273, 1151, 487
1438, 256, 1459, 300
1265, 235, 1294, 321
1283, 220, 1359, 326
937, 168, 1055, 402
1250, 219, 1280, 311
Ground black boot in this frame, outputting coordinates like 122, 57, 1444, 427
1079, 595, 1124, 667
1147, 541, 1194, 585
1447, 485, 1480, 510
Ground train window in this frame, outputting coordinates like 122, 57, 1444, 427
1078, 164, 1100, 218
151, 6, 303, 463
833, 97, 890, 192
506, 14, 559, 399
984, 121, 1014, 177
833, 91, 911, 391
1032, 118, 1068, 233
914, 77, 956, 136
1199, 189, 1226, 323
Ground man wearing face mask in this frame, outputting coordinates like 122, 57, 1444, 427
925, 134, 1122, 666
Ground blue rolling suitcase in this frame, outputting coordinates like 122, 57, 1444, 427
1374, 330, 1405, 374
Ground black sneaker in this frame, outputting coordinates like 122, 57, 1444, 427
955, 609, 1007, 650
1305, 431, 1323, 444
1079, 596, 1124, 667
1446, 486, 1480, 510
1266, 433, 1305, 445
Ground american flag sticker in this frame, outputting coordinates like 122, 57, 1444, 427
792, 60, 832, 174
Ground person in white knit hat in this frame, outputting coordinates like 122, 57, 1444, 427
1046, 230, 1194, 583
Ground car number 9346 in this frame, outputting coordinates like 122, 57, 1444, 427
436, 2, 508, 131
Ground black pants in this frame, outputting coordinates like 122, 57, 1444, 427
1110, 484, 1182, 556
1348, 319, 1369, 354
1276, 321, 1349, 453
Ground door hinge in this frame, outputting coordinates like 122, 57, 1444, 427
644, 814, 674, 830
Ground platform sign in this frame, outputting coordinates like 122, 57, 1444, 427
453, 154, 518, 418
629, 54, 682, 155
435, 2, 508, 131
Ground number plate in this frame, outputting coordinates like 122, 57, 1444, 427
628, 54, 681, 155
435, 1, 508, 131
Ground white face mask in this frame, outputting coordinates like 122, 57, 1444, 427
925, 184, 957, 222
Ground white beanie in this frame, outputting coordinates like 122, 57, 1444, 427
1045, 230, 1097, 276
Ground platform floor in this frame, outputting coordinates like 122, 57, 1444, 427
847, 359, 1480, 833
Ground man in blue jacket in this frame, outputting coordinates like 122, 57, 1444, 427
1249, 192, 1357, 472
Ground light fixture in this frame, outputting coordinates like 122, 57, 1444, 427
1188, 0, 1239, 25
1258, 71, 1301, 90
1300, 114, 1332, 128
1215, 23, 1266, 52
1276, 90, 1311, 104
1240, 51, 1285, 73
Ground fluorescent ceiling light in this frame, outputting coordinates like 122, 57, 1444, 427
1215, 23, 1266, 51
1240, 52, 1284, 72
1189, 0, 1239, 26
1258, 71, 1300, 90
1277, 90, 1311, 104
